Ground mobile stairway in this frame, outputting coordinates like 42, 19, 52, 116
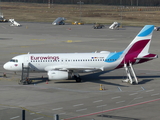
19, 63, 32, 85
123, 63, 138, 84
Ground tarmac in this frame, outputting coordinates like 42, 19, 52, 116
0, 22, 160, 120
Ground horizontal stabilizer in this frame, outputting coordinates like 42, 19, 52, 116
135, 56, 158, 60
136, 53, 158, 60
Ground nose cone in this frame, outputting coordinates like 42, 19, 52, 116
3, 62, 10, 70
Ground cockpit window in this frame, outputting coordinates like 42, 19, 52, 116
9, 59, 18, 62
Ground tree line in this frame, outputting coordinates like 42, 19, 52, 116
1, 0, 160, 6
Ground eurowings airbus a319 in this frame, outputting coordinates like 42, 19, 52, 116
3, 25, 158, 84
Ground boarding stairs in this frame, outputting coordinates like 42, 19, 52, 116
9, 19, 21, 26
123, 62, 138, 84
19, 63, 31, 85
109, 22, 120, 30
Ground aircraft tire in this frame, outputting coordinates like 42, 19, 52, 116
132, 81, 138, 85
76, 77, 82, 82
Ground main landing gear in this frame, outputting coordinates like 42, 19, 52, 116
73, 74, 82, 82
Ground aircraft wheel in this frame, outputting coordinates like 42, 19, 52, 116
76, 77, 82, 82
74, 75, 81, 82
132, 81, 138, 85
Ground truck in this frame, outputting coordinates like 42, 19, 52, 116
93, 23, 105, 29
52, 17, 66, 25
0, 14, 8, 22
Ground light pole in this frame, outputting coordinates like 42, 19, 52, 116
48, 0, 50, 8
77, 1, 84, 23
131, 0, 133, 6
137, 0, 139, 6
0, 0, 1, 14
120, 0, 122, 27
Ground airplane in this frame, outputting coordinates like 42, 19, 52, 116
3, 25, 158, 84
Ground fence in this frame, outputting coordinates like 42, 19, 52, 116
1, 0, 160, 6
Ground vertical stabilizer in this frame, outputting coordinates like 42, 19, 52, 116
124, 25, 154, 56
116, 25, 156, 68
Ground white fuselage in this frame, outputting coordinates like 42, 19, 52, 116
3, 52, 123, 73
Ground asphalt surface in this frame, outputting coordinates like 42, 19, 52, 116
0, 22, 160, 120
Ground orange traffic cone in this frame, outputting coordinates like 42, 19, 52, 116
46, 80, 48, 84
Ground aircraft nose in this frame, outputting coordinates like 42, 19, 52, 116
3, 62, 10, 70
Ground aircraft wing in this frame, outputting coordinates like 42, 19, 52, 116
44, 65, 100, 72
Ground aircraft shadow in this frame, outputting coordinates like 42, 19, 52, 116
28, 71, 160, 86
29, 77, 48, 84
138, 79, 153, 84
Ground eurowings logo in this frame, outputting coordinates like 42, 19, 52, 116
31, 56, 59, 61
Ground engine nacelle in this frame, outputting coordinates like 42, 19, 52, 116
47, 70, 72, 80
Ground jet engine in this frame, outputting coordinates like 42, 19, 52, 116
47, 70, 72, 80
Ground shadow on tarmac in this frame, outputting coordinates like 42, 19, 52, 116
28, 70, 160, 87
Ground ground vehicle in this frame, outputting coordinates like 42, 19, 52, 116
0, 14, 8, 22
52, 17, 66, 25
154, 26, 160, 31
93, 23, 104, 29
109, 22, 120, 29
9, 19, 21, 26
72, 21, 84, 25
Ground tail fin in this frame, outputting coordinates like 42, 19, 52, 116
123, 25, 154, 56
118, 25, 157, 66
